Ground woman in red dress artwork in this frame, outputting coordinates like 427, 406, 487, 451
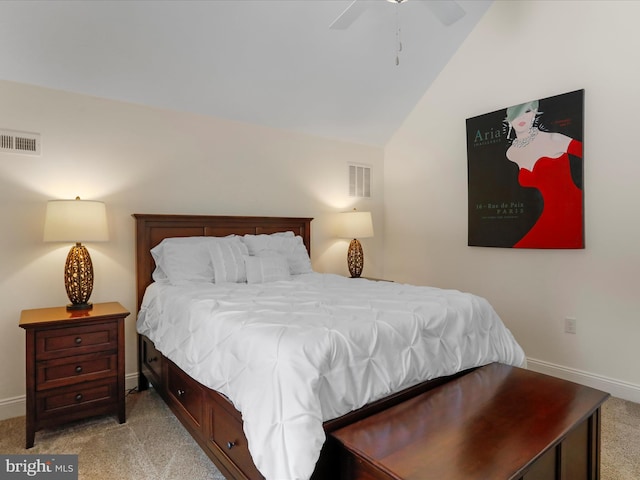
505, 100, 583, 248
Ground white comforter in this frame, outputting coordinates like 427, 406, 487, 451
137, 273, 526, 480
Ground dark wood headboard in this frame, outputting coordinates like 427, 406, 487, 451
133, 214, 313, 310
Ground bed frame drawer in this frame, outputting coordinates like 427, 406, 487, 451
167, 361, 204, 428
206, 395, 263, 480
140, 336, 164, 387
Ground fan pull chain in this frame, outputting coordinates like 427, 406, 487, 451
395, 2, 402, 66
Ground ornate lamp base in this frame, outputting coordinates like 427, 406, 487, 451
64, 243, 94, 311
347, 238, 364, 278
66, 302, 93, 311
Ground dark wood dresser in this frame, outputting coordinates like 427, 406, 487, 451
332, 363, 609, 480
19, 302, 129, 448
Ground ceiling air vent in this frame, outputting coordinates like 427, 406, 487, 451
349, 163, 371, 198
0, 129, 41, 156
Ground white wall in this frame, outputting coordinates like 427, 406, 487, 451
0, 80, 384, 418
384, 1, 640, 400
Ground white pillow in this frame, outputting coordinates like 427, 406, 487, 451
242, 233, 312, 275
285, 236, 313, 274
208, 237, 249, 283
151, 237, 215, 285
241, 232, 293, 255
244, 254, 291, 284
151, 265, 168, 282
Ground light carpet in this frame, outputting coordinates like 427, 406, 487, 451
0, 389, 224, 480
0, 390, 638, 479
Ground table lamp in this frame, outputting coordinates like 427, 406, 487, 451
339, 209, 374, 278
43, 197, 109, 310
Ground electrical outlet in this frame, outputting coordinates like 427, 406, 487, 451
564, 317, 577, 334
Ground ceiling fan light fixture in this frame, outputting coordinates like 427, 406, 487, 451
330, 0, 465, 32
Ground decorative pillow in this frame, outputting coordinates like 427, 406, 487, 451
151, 237, 215, 285
244, 254, 291, 284
241, 232, 312, 275
208, 236, 249, 283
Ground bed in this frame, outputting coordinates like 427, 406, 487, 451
133, 213, 526, 480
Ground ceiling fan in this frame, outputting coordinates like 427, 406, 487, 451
329, 0, 466, 30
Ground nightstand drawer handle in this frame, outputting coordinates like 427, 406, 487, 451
75, 393, 83, 402
75, 366, 83, 373
177, 389, 186, 398
227, 441, 236, 450
148, 356, 158, 363
74, 337, 82, 345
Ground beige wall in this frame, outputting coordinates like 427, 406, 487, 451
0, 80, 384, 417
384, 1, 640, 400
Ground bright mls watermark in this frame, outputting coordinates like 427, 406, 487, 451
0, 455, 77, 480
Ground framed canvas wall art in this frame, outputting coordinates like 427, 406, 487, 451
466, 89, 584, 249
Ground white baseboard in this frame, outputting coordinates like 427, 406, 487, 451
527, 357, 640, 404
0, 394, 27, 421
0, 373, 140, 421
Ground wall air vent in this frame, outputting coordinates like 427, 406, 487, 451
0, 129, 41, 156
349, 163, 371, 198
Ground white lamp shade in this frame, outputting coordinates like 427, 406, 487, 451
339, 211, 374, 239
44, 198, 109, 243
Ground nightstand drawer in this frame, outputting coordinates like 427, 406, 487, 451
36, 378, 118, 420
35, 322, 117, 359
36, 352, 117, 391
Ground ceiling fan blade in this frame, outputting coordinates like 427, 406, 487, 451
329, 0, 369, 30
422, 0, 466, 26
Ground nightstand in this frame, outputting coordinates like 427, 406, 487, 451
19, 302, 130, 448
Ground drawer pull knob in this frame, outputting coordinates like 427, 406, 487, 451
75, 366, 83, 373
75, 393, 83, 402
74, 337, 82, 344
227, 441, 236, 450
177, 389, 186, 397
148, 356, 158, 363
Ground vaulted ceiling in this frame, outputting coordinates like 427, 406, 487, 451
0, 0, 492, 146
